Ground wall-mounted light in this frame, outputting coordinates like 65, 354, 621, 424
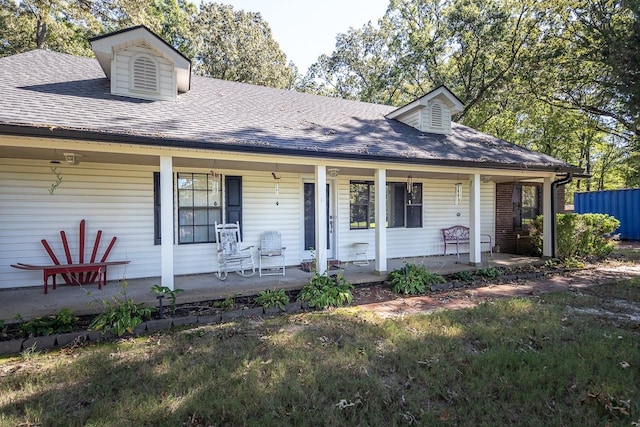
209, 168, 220, 195
272, 171, 281, 205
454, 182, 463, 205
63, 152, 82, 165
327, 168, 340, 178
406, 175, 413, 192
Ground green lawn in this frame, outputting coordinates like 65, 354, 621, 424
1, 279, 639, 426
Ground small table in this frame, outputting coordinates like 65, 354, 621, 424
351, 243, 369, 266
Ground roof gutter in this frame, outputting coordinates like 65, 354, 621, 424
0, 124, 583, 174
550, 172, 573, 258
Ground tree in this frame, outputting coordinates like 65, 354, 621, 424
0, 0, 197, 59
302, 0, 638, 190
192, 3, 296, 89
299, 21, 404, 104
532, 0, 639, 140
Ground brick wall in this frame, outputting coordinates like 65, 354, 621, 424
495, 182, 566, 255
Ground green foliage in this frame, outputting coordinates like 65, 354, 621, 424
213, 295, 236, 311
301, 0, 638, 190
530, 213, 620, 260
150, 285, 184, 315
47, 166, 63, 195
19, 308, 77, 337
451, 270, 474, 282
192, 3, 296, 89
298, 271, 354, 309
563, 256, 585, 269
90, 282, 155, 336
255, 289, 290, 310
475, 267, 503, 278
389, 263, 446, 295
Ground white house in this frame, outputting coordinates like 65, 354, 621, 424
0, 26, 582, 290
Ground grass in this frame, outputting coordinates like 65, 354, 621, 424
0, 280, 639, 426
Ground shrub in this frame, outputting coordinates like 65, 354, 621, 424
18, 308, 77, 338
530, 213, 619, 259
298, 271, 353, 309
475, 267, 503, 278
451, 271, 474, 282
389, 264, 445, 295
255, 289, 290, 310
150, 285, 185, 315
90, 281, 155, 336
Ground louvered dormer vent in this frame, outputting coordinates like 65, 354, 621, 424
385, 86, 464, 136
431, 102, 444, 130
132, 55, 158, 93
90, 25, 192, 101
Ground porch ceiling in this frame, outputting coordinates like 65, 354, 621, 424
2, 145, 545, 182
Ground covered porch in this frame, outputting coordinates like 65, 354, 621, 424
0, 252, 542, 321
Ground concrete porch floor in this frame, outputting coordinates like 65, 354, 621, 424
1, 252, 542, 322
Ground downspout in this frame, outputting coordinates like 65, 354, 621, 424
550, 173, 573, 258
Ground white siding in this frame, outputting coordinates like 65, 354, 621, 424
0, 160, 497, 289
398, 110, 421, 130
241, 171, 302, 264
335, 177, 495, 261
0, 159, 159, 288
112, 45, 176, 101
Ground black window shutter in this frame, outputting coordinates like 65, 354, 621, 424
153, 172, 161, 245
225, 176, 243, 231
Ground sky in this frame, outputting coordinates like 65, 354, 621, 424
212, 0, 390, 73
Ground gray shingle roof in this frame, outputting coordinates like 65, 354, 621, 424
0, 49, 580, 172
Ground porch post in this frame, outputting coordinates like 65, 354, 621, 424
160, 156, 174, 290
542, 176, 553, 257
315, 165, 328, 275
469, 173, 482, 265
374, 168, 387, 274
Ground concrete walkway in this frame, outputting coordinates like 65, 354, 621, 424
1, 253, 540, 322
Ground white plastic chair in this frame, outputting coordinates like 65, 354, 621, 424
258, 231, 286, 277
214, 222, 255, 280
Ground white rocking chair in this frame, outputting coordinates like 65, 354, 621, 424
258, 231, 286, 277
214, 222, 255, 280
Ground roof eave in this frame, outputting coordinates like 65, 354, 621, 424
0, 124, 583, 175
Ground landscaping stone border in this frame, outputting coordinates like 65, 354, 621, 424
0, 302, 308, 356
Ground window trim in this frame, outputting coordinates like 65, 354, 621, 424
349, 180, 423, 230
513, 184, 540, 230
176, 172, 222, 245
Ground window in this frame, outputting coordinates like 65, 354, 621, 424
513, 184, 540, 230
350, 182, 375, 229
177, 172, 222, 244
350, 181, 423, 229
131, 54, 159, 93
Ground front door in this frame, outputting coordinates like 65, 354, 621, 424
303, 182, 335, 259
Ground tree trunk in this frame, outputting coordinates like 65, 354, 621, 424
35, 20, 47, 49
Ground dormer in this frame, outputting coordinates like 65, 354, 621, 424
90, 26, 191, 101
386, 86, 464, 135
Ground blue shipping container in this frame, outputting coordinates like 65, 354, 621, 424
574, 188, 640, 240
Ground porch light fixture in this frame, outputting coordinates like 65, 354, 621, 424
209, 169, 220, 195
406, 175, 413, 192
327, 168, 339, 178
454, 182, 463, 205
63, 152, 82, 165
272, 172, 281, 204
